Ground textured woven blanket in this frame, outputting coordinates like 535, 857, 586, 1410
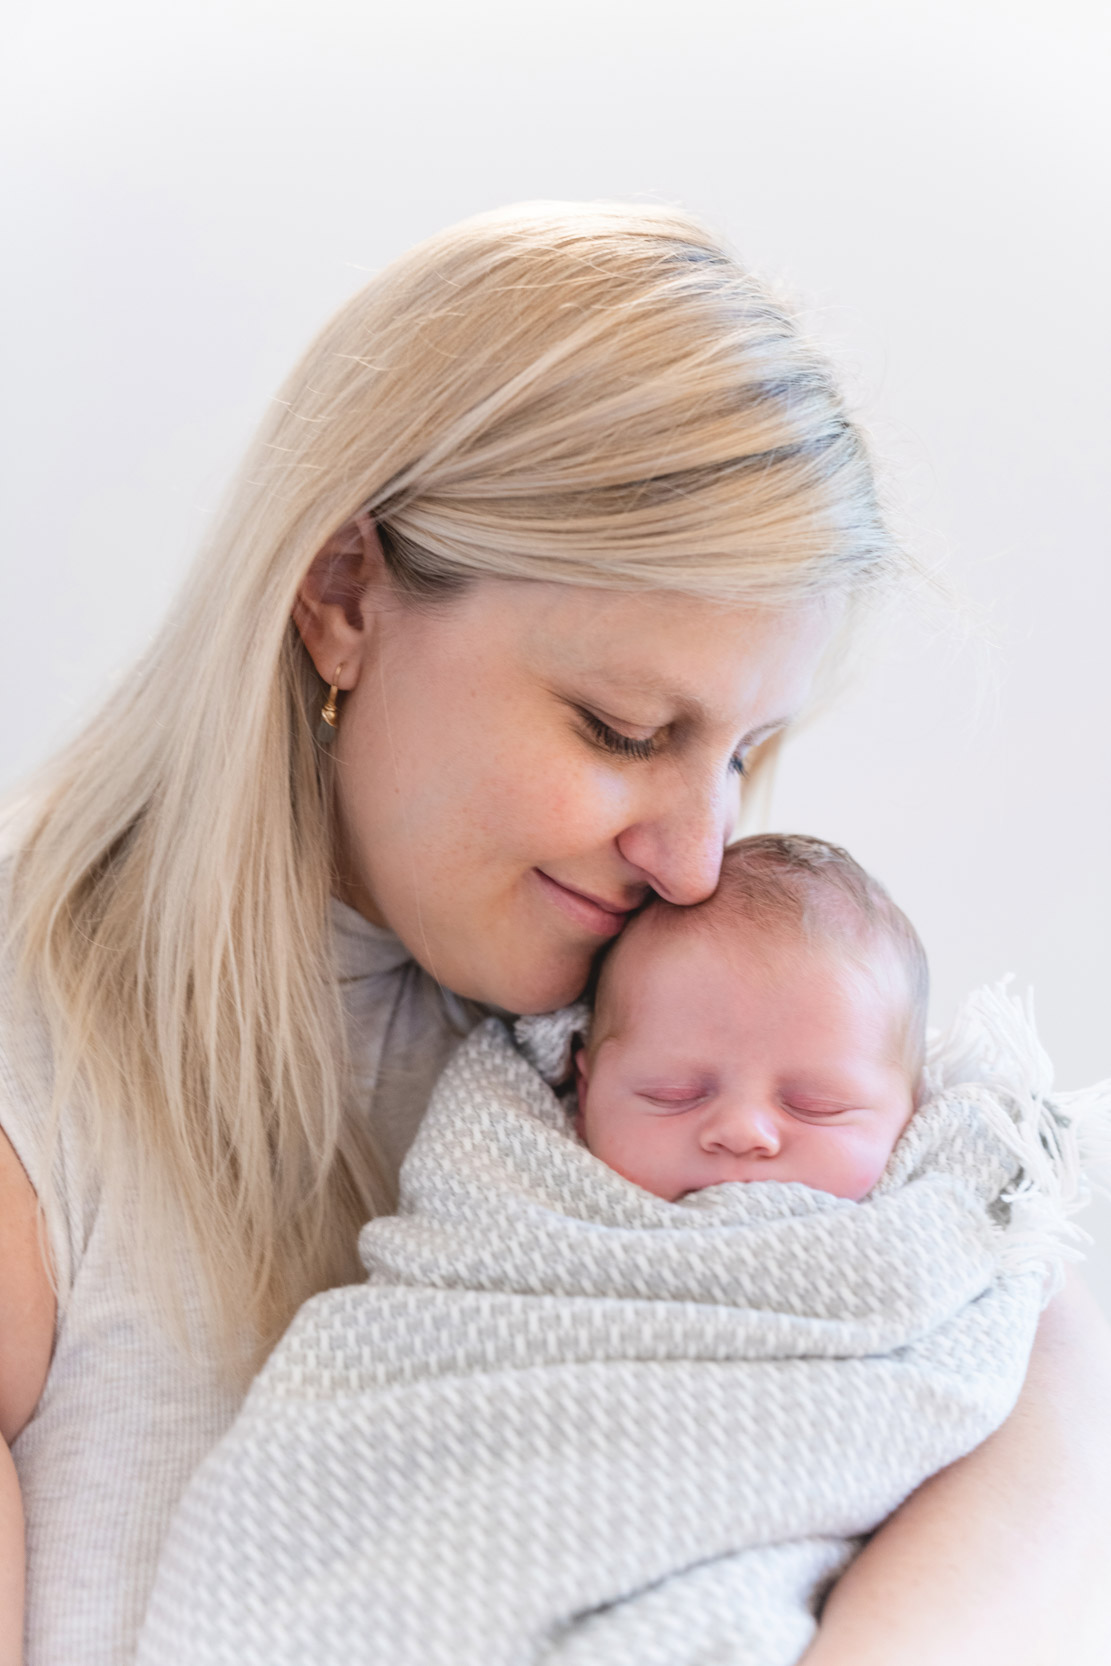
138, 987, 1108, 1666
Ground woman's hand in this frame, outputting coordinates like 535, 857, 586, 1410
801, 1271, 1111, 1666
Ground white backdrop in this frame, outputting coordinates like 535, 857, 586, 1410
2, 0, 1109, 1309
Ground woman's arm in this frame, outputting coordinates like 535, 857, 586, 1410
802, 1271, 1111, 1666
0, 1124, 56, 1666
0, 1439, 26, 1666
0, 1125, 55, 1438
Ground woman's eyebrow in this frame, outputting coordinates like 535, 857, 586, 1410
660, 698, 797, 747
736, 717, 794, 747
574, 672, 796, 740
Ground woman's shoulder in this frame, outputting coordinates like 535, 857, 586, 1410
0, 844, 94, 1294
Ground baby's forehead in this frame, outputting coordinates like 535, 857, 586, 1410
594, 906, 908, 1039
589, 835, 927, 1083
601, 906, 849, 985
591, 902, 925, 1097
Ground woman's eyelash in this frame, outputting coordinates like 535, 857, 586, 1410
577, 709, 657, 761
577, 708, 749, 776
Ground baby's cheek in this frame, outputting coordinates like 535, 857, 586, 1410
820, 1130, 897, 1202
584, 1105, 685, 1201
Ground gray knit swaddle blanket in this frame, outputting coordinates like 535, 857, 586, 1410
138, 986, 1109, 1666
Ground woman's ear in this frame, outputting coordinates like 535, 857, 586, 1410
292, 514, 387, 690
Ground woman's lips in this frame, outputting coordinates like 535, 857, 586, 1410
533, 870, 637, 937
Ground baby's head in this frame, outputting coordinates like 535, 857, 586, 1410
573, 834, 928, 1202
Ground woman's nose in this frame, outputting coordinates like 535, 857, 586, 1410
614, 770, 733, 907
702, 1102, 782, 1159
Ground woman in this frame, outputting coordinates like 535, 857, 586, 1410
1, 203, 1108, 1666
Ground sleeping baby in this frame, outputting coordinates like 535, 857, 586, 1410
139, 835, 1106, 1666
570, 832, 925, 1205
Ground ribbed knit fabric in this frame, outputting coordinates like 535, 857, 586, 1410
1, 886, 473, 1666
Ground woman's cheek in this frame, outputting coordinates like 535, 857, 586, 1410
526, 755, 638, 860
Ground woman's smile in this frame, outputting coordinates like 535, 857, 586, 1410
531, 869, 644, 937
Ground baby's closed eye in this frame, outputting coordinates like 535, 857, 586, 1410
782, 1096, 859, 1119
637, 1086, 713, 1114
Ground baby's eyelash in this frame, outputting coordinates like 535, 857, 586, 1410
578, 707, 750, 776
640, 1089, 712, 1113
784, 1100, 853, 1119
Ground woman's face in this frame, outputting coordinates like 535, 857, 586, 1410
327, 576, 834, 1013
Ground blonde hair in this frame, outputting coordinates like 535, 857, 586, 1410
9, 201, 904, 1370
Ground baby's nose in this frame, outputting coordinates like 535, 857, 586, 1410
701, 1101, 782, 1159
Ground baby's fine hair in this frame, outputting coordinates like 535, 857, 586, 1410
604, 833, 929, 1080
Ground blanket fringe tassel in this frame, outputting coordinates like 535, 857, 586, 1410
925, 979, 1111, 1301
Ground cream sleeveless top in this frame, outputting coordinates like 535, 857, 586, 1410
1, 896, 477, 1666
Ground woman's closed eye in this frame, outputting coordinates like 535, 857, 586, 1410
575, 706, 749, 776
577, 707, 657, 762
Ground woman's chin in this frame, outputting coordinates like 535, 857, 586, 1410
416, 914, 599, 1014
480, 947, 594, 1018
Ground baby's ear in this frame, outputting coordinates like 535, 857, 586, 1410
572, 1045, 590, 1122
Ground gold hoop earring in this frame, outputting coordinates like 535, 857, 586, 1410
321, 664, 344, 729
